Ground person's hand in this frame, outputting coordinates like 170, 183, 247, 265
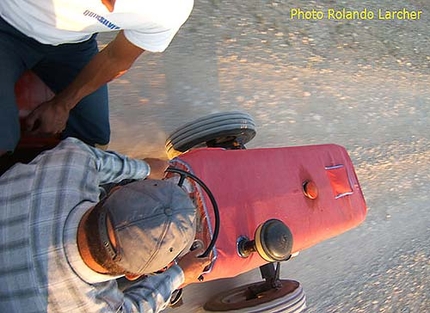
143, 158, 169, 180
177, 246, 212, 287
25, 98, 70, 136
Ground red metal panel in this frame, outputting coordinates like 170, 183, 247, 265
15, 71, 54, 116
172, 144, 367, 281
14, 71, 59, 148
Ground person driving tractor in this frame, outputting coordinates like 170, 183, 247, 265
0, 137, 211, 312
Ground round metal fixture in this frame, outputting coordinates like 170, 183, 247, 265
237, 219, 293, 262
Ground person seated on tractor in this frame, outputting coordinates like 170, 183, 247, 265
0, 0, 194, 156
0, 137, 211, 313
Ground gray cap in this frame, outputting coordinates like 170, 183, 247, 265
99, 179, 196, 275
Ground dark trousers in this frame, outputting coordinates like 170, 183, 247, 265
0, 16, 110, 151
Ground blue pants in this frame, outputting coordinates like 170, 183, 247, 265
0, 16, 110, 152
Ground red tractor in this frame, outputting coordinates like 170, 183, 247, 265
162, 111, 367, 312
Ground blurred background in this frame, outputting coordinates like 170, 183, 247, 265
99, 1, 429, 312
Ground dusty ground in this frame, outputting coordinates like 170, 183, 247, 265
99, 1, 429, 312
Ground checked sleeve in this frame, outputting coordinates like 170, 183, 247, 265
65, 137, 150, 185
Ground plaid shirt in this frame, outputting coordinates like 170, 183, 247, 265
0, 138, 184, 313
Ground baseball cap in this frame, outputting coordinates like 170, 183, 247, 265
98, 179, 196, 275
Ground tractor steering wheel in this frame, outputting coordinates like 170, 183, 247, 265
165, 167, 220, 259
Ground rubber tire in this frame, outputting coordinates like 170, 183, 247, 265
165, 111, 256, 159
203, 279, 306, 313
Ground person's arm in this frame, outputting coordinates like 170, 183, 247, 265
121, 265, 183, 313
58, 137, 149, 184
120, 247, 211, 313
25, 31, 144, 135
83, 140, 168, 183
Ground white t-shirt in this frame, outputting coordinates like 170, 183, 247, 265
0, 0, 194, 52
